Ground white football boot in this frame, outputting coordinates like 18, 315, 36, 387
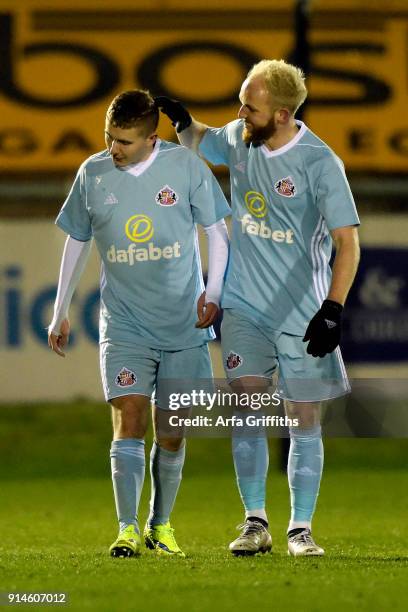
287, 528, 324, 556
229, 520, 272, 556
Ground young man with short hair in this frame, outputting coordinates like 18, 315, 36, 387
48, 89, 230, 558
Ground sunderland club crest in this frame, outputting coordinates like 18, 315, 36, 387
115, 367, 137, 387
274, 176, 296, 197
226, 351, 243, 370
155, 185, 179, 207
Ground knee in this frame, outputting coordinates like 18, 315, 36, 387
285, 401, 320, 430
155, 436, 185, 452
116, 423, 146, 440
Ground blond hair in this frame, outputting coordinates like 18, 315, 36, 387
247, 59, 307, 115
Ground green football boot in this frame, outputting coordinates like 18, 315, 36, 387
109, 524, 141, 558
144, 522, 185, 557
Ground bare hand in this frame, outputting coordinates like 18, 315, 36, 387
195, 292, 219, 328
48, 318, 71, 357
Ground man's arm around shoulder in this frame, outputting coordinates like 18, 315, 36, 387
154, 96, 208, 152
178, 118, 208, 153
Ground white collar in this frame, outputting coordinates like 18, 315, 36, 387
260, 121, 307, 158
122, 138, 161, 177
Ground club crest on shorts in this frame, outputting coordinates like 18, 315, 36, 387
274, 176, 296, 197
115, 367, 137, 387
155, 185, 179, 207
226, 351, 243, 370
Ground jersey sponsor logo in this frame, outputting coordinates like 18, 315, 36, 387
241, 214, 294, 244
104, 192, 118, 205
115, 367, 137, 387
107, 242, 181, 265
155, 185, 179, 207
226, 351, 243, 370
274, 176, 296, 197
125, 214, 154, 243
108, 214, 181, 264
244, 190, 267, 218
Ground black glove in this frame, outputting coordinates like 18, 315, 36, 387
303, 299, 343, 357
154, 96, 192, 133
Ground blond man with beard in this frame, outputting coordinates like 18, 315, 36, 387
156, 59, 360, 557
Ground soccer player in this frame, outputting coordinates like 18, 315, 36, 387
48, 89, 230, 558
157, 58, 360, 556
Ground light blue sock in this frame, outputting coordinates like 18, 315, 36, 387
287, 426, 324, 530
148, 441, 185, 527
110, 438, 145, 532
232, 434, 269, 517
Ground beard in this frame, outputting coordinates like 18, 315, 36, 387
242, 117, 277, 147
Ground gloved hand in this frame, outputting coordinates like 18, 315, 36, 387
154, 96, 192, 133
303, 299, 343, 357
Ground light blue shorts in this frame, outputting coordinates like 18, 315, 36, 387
100, 341, 213, 408
221, 308, 350, 402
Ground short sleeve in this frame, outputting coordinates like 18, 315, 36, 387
56, 165, 92, 241
189, 155, 231, 226
316, 153, 360, 230
199, 124, 233, 166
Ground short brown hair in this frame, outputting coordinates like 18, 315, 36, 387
106, 90, 159, 135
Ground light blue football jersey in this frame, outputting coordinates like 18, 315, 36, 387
200, 120, 360, 335
56, 139, 231, 349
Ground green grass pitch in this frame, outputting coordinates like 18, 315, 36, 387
0, 402, 407, 611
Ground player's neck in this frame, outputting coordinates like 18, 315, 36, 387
263, 121, 299, 151
140, 140, 157, 162
127, 141, 157, 168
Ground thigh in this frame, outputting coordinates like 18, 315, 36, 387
155, 344, 213, 411
154, 344, 212, 445
276, 333, 350, 402
221, 309, 278, 381
100, 341, 159, 402
111, 393, 152, 440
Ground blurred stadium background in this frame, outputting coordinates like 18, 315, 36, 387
0, 1, 407, 609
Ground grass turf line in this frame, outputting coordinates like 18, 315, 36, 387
0, 402, 407, 611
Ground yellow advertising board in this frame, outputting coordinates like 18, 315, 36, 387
0, 1, 408, 172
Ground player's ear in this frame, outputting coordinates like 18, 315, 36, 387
276, 108, 291, 125
147, 132, 158, 145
